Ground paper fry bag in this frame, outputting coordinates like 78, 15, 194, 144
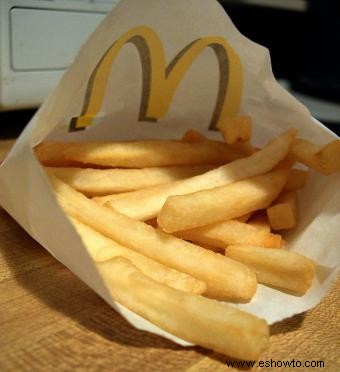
0, 0, 339, 345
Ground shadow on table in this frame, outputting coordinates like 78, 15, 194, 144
1, 215, 180, 350
1, 209, 305, 368
270, 313, 305, 336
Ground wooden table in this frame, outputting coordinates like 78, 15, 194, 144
0, 140, 339, 371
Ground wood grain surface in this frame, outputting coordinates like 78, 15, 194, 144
0, 140, 339, 371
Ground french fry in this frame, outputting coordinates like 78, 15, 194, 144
48, 173, 257, 301
36, 140, 243, 168
225, 245, 316, 295
158, 168, 289, 233
47, 165, 213, 196
181, 129, 206, 143
180, 128, 256, 157
99, 257, 269, 360
248, 212, 271, 232
70, 217, 206, 294
180, 129, 257, 158
266, 191, 298, 230
219, 115, 252, 144
236, 213, 252, 223
229, 141, 257, 156
176, 220, 281, 249
290, 138, 340, 175
195, 243, 225, 254
284, 168, 309, 192
97, 129, 296, 221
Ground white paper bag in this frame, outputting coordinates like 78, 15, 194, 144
0, 0, 339, 345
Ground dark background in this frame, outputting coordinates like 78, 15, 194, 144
220, 0, 340, 135
221, 0, 340, 100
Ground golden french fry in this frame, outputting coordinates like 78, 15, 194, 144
276, 154, 296, 169
266, 191, 298, 230
158, 168, 289, 233
176, 220, 281, 249
99, 257, 269, 360
48, 173, 257, 301
225, 245, 316, 295
248, 212, 271, 232
290, 138, 340, 175
70, 218, 206, 294
236, 213, 252, 223
195, 243, 225, 254
219, 115, 252, 144
284, 168, 309, 192
181, 129, 206, 143
36, 140, 243, 168
47, 165, 213, 196
97, 129, 296, 220
180, 129, 256, 159
229, 141, 257, 156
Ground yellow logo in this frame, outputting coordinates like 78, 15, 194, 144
69, 26, 243, 132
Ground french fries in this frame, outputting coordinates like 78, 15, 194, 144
236, 213, 252, 223
34, 121, 338, 360
225, 245, 316, 295
219, 115, 252, 144
96, 129, 296, 220
284, 168, 309, 192
36, 140, 243, 168
70, 218, 206, 294
175, 220, 282, 249
290, 138, 340, 175
266, 191, 298, 230
99, 257, 269, 360
229, 141, 257, 156
158, 168, 289, 233
181, 129, 206, 143
195, 243, 225, 254
248, 212, 271, 232
180, 129, 256, 158
48, 173, 257, 301
47, 165, 213, 196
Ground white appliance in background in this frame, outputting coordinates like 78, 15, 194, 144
0, 0, 119, 111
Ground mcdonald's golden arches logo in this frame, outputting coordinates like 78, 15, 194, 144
69, 26, 243, 132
